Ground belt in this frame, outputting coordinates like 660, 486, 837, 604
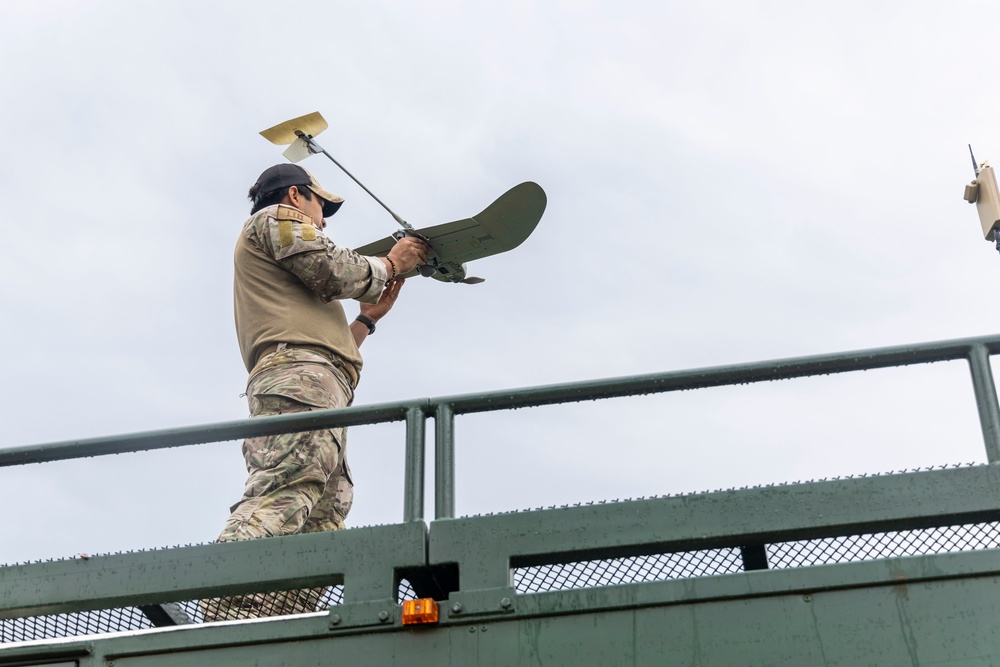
255, 343, 359, 387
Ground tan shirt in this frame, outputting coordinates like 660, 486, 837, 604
234, 204, 388, 381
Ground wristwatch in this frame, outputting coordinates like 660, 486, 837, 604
355, 314, 376, 335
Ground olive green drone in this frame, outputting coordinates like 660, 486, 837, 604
260, 112, 547, 284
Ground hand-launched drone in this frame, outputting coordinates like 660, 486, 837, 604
259, 112, 546, 284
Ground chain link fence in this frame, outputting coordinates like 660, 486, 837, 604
514, 547, 744, 593
1, 607, 155, 644
513, 521, 1000, 593
1, 580, 417, 644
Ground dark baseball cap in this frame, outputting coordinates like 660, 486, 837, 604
252, 163, 344, 217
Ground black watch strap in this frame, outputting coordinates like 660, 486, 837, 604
356, 314, 376, 335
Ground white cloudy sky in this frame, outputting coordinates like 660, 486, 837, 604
1, 1, 998, 565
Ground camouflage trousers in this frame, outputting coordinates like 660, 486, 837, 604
202, 346, 355, 622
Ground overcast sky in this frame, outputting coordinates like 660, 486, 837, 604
1, 1, 999, 565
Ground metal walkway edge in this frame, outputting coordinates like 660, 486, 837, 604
4, 333, 1000, 665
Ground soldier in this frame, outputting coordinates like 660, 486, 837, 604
203, 164, 428, 621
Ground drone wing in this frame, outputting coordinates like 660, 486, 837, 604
355, 234, 397, 259
354, 182, 546, 282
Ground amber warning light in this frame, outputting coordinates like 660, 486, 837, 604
401, 598, 440, 625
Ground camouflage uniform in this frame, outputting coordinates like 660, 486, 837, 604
203, 196, 387, 622
220, 346, 355, 541
203, 347, 355, 620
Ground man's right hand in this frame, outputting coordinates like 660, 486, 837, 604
385, 237, 429, 277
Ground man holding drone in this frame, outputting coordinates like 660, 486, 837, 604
206, 163, 427, 620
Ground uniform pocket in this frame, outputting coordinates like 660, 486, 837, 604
248, 359, 342, 410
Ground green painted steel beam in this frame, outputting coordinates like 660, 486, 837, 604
0, 521, 426, 618
430, 464, 1000, 590
435, 403, 456, 520
3, 465, 995, 623
403, 406, 427, 522
969, 343, 1000, 461
7, 548, 1000, 666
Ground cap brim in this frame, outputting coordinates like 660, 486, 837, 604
305, 184, 344, 218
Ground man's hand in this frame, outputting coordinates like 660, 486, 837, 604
352, 279, 406, 348
384, 237, 429, 277
361, 278, 405, 323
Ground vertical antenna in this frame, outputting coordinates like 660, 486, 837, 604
970, 144, 981, 177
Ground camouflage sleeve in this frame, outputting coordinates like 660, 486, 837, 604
249, 208, 388, 304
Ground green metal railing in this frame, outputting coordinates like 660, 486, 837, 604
2, 334, 1000, 522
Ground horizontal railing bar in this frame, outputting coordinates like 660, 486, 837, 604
434, 334, 1000, 415
0, 400, 428, 468
4, 334, 1000, 467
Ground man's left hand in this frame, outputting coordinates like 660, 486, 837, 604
360, 278, 406, 323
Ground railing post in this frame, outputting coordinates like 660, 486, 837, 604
435, 403, 456, 520
967, 344, 1000, 463
403, 406, 426, 522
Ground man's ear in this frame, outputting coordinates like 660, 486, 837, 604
283, 185, 301, 207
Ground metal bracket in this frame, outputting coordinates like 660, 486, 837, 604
327, 599, 398, 630
445, 587, 518, 620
